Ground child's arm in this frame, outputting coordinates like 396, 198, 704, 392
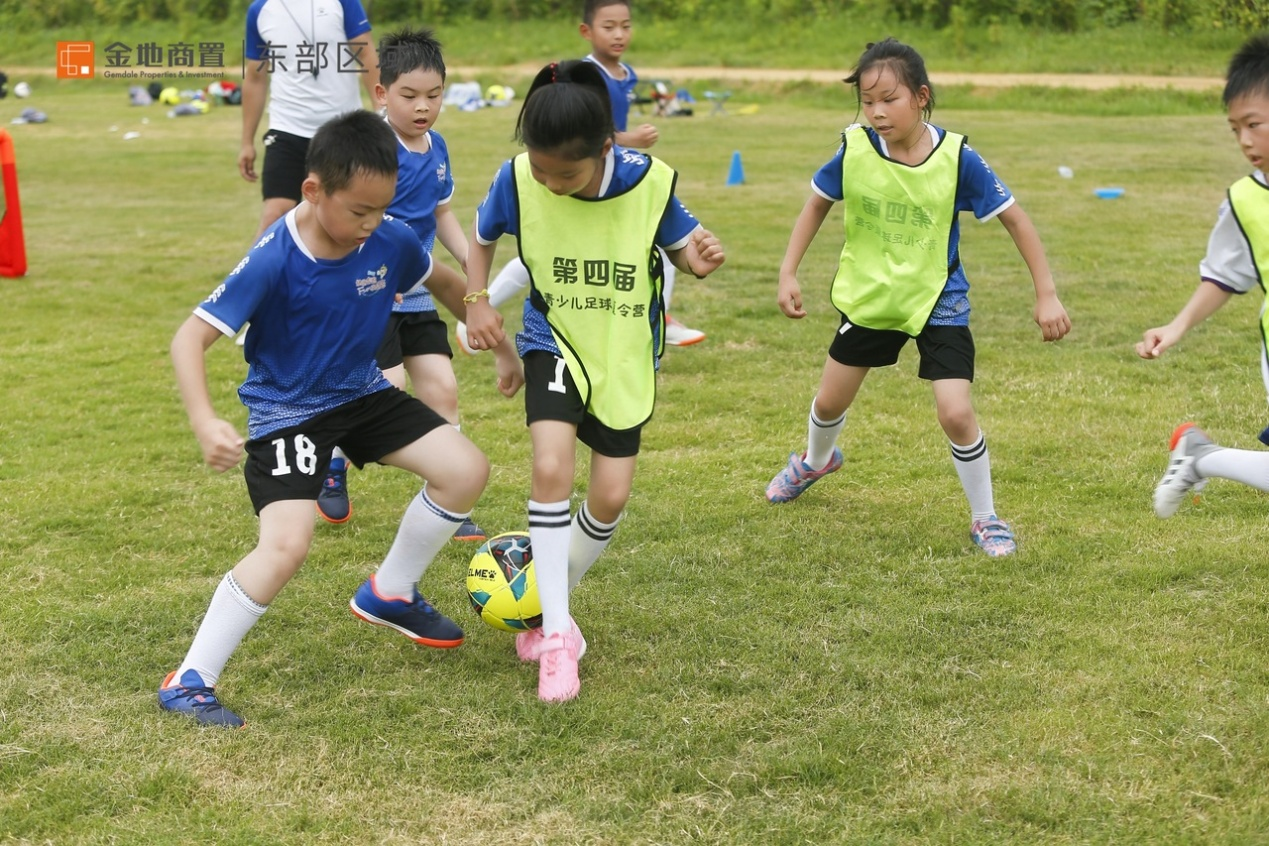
664, 227, 725, 279
171, 316, 245, 472
430, 249, 524, 397
616, 124, 659, 149
463, 236, 505, 350
1136, 281, 1234, 360
997, 203, 1071, 342
434, 202, 469, 273
777, 193, 834, 319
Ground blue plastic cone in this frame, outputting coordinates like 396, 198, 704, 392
726, 150, 745, 186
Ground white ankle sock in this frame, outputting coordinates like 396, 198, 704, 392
951, 431, 996, 522
174, 572, 267, 687
374, 488, 465, 599
529, 499, 571, 637
568, 501, 620, 591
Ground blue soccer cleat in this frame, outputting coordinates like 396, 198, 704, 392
158, 668, 245, 729
350, 576, 464, 648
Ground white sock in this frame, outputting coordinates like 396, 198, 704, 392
806, 399, 846, 470
1196, 447, 1269, 491
174, 572, 267, 687
951, 431, 995, 521
662, 249, 677, 311
488, 257, 530, 309
568, 501, 620, 591
529, 498, 571, 637
374, 488, 465, 599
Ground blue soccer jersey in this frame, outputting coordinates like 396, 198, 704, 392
474, 145, 700, 357
386, 127, 455, 313
584, 55, 638, 132
194, 211, 431, 439
811, 123, 1014, 326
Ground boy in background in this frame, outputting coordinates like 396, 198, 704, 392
1138, 33, 1269, 517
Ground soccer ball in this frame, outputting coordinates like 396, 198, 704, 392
466, 532, 542, 633
14, 81, 30, 98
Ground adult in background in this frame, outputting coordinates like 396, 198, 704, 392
239, 0, 380, 240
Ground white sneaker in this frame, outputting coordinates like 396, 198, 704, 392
1153, 422, 1218, 518
454, 321, 482, 355
664, 315, 705, 347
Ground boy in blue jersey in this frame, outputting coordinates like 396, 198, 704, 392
159, 110, 523, 728
458, 0, 707, 351
1138, 33, 1269, 517
364, 27, 485, 541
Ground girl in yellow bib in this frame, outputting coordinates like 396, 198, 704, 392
464, 60, 725, 702
766, 38, 1070, 557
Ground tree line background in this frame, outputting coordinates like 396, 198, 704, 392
3, 0, 1265, 31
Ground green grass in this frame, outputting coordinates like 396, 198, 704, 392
0, 12, 1245, 78
2, 72, 1269, 843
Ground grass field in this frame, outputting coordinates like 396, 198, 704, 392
2, 65, 1269, 843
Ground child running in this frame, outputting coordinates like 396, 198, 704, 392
369, 26, 486, 541
1138, 33, 1269, 517
159, 111, 521, 728
462, 60, 725, 702
764, 38, 1071, 557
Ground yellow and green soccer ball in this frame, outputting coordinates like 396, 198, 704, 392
466, 531, 542, 633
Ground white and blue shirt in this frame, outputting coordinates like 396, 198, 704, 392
584, 54, 638, 133
195, 210, 431, 439
812, 123, 1014, 326
474, 145, 700, 357
386, 128, 455, 313
245, 0, 372, 138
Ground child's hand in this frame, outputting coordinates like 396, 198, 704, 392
464, 299, 505, 352
1034, 294, 1071, 341
627, 124, 659, 147
194, 418, 245, 472
777, 274, 806, 319
492, 342, 525, 398
684, 228, 725, 278
1136, 325, 1182, 359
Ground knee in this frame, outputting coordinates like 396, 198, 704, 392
937, 405, 978, 442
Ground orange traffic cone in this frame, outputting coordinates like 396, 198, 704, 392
0, 128, 27, 278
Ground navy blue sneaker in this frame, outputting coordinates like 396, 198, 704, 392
158, 669, 245, 729
349, 575, 464, 648
453, 518, 486, 542
317, 457, 351, 524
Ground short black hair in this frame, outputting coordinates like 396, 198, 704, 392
378, 27, 446, 90
1225, 33, 1269, 108
515, 60, 613, 160
583, 0, 630, 25
306, 110, 397, 194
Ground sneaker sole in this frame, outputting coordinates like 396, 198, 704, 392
452, 531, 487, 542
349, 600, 464, 648
316, 502, 352, 525
665, 334, 706, 347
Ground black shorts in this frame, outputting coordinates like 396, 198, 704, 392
260, 129, 309, 203
376, 310, 452, 370
522, 350, 642, 458
243, 389, 448, 513
828, 314, 975, 381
